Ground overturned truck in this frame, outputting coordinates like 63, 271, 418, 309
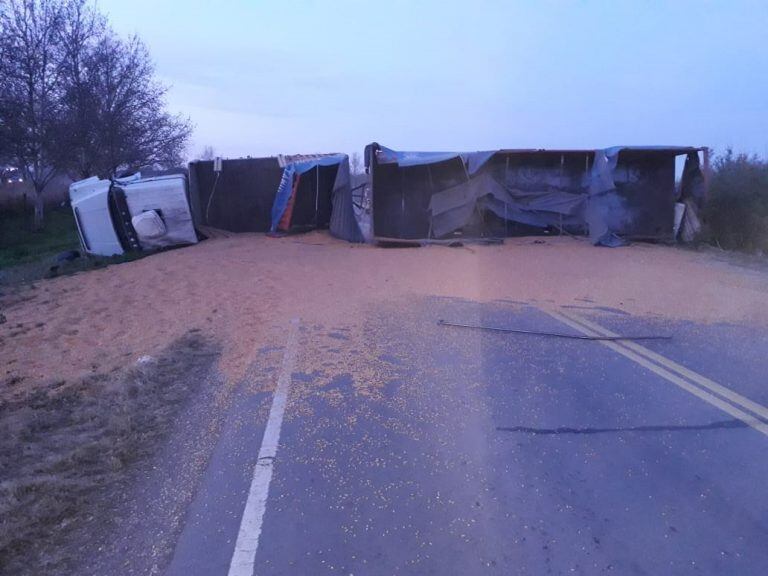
188, 153, 363, 241
69, 173, 198, 257
364, 143, 706, 245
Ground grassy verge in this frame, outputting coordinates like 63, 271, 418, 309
0, 208, 150, 286
0, 209, 80, 268
0, 331, 220, 575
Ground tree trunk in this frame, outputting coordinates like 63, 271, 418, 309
32, 188, 45, 231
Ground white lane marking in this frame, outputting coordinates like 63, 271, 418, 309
228, 318, 300, 576
556, 308, 768, 423
546, 310, 768, 437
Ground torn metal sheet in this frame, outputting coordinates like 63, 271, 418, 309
367, 143, 705, 244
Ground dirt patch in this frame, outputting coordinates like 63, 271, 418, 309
2, 233, 768, 398
0, 332, 220, 575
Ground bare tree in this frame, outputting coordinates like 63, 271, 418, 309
0, 143, 12, 183
0, 107, 10, 169
350, 152, 362, 175
198, 145, 216, 161
1, 0, 193, 230
0, 0, 70, 229
57, 0, 103, 178
61, 33, 193, 178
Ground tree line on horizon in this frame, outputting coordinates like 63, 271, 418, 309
0, 0, 192, 229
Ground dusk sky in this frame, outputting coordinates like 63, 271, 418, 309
99, 0, 768, 160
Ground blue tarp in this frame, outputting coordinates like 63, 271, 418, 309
270, 154, 348, 232
376, 145, 497, 176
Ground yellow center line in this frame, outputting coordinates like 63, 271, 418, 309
556, 308, 768, 423
545, 309, 768, 438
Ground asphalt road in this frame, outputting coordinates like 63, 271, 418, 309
131, 298, 768, 575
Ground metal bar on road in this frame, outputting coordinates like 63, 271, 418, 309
437, 319, 672, 341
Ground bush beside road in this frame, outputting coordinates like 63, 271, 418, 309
702, 151, 768, 254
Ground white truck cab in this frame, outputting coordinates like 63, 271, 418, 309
69, 177, 124, 256
69, 173, 198, 257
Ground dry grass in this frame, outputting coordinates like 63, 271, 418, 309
0, 331, 220, 575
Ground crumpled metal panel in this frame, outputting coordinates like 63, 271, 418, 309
368, 143, 705, 243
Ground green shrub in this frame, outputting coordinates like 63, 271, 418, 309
702, 150, 768, 253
